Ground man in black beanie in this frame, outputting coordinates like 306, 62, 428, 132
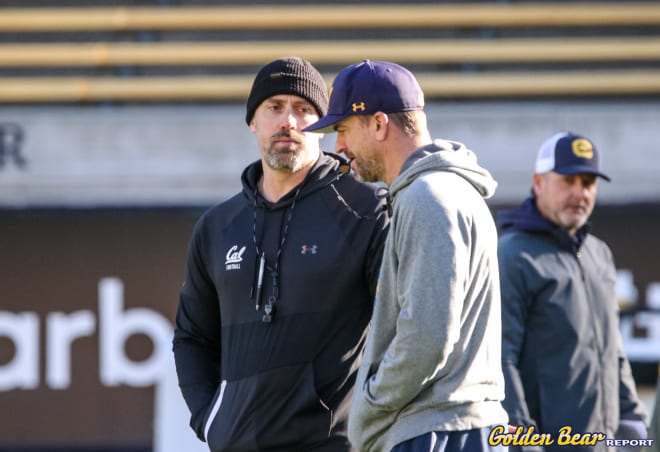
173, 57, 390, 451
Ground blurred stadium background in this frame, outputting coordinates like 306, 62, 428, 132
1, 0, 659, 450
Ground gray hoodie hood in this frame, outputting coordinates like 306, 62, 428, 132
391, 139, 497, 200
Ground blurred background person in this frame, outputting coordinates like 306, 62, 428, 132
498, 132, 648, 451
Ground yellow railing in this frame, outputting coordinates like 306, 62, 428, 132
1, 3, 659, 102
0, 38, 659, 67
2, 71, 660, 103
1, 4, 660, 31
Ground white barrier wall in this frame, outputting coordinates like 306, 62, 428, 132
1, 102, 659, 207
1, 198, 659, 450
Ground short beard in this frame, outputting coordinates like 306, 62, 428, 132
354, 155, 385, 183
264, 147, 309, 173
263, 131, 315, 173
559, 211, 590, 232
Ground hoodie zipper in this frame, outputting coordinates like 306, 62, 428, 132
577, 248, 610, 429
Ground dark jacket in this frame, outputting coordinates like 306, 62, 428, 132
173, 153, 389, 451
497, 197, 647, 451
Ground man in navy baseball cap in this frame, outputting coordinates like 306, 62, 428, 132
535, 131, 611, 181
306, 59, 509, 452
497, 131, 649, 446
303, 59, 425, 134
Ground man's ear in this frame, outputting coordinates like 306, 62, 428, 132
373, 112, 389, 140
532, 173, 544, 197
249, 119, 257, 133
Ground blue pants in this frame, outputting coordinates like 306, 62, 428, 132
391, 427, 507, 452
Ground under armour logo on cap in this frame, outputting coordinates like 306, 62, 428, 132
352, 102, 366, 112
303, 60, 425, 133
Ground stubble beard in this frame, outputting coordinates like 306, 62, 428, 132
559, 208, 591, 232
354, 154, 385, 183
264, 146, 308, 173
263, 131, 318, 173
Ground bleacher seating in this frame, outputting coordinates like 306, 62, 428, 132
1, 3, 660, 103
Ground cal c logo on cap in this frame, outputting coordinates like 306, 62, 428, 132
572, 138, 594, 159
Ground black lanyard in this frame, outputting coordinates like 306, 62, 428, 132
251, 184, 303, 323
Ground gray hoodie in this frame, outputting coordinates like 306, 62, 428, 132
348, 139, 508, 451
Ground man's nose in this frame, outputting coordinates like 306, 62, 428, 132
279, 110, 297, 129
335, 136, 348, 155
570, 180, 590, 197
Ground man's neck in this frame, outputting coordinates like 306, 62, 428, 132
259, 162, 314, 203
384, 134, 433, 186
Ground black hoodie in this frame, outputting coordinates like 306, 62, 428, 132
173, 153, 389, 451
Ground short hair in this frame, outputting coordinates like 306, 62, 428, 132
357, 110, 426, 138
388, 110, 426, 138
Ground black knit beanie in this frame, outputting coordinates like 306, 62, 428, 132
245, 57, 328, 124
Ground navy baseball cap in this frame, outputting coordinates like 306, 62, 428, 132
535, 132, 610, 181
303, 60, 425, 133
